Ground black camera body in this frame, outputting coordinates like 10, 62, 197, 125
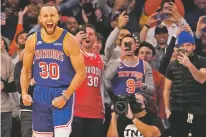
114, 94, 142, 115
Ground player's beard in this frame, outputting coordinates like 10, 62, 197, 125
42, 23, 58, 35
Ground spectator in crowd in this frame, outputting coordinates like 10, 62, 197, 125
138, 42, 165, 120
8, 6, 28, 57
158, 24, 193, 75
23, 4, 39, 32
152, 25, 169, 70
70, 24, 105, 137
1, 0, 19, 40
14, 51, 35, 137
1, 53, 17, 137
93, 32, 106, 57
105, 35, 155, 98
195, 16, 206, 57
164, 31, 206, 137
64, 16, 79, 35
185, 0, 206, 31
11, 31, 27, 64
1, 36, 9, 55
140, 0, 187, 46
104, 11, 130, 62
112, 0, 140, 34
107, 93, 164, 137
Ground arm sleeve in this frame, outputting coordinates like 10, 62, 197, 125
194, 35, 203, 55
104, 27, 121, 61
14, 62, 22, 94
105, 59, 121, 100
144, 62, 155, 96
157, 75, 166, 119
159, 36, 176, 75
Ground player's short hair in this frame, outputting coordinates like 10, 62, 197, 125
120, 34, 136, 46
40, 3, 59, 15
139, 41, 156, 56
85, 24, 96, 32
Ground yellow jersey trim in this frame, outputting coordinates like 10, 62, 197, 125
63, 32, 71, 57
40, 28, 63, 44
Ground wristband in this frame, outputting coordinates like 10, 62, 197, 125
62, 94, 68, 102
144, 24, 150, 28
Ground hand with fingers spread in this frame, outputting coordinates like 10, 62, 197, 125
177, 52, 191, 67
76, 31, 87, 43
22, 94, 33, 106
18, 6, 28, 17
117, 11, 129, 29
146, 12, 159, 27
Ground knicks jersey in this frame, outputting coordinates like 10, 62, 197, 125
74, 50, 104, 118
111, 59, 145, 95
33, 29, 75, 87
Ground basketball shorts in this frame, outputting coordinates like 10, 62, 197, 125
32, 85, 74, 134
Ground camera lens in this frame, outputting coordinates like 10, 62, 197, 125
117, 102, 126, 111
114, 101, 128, 114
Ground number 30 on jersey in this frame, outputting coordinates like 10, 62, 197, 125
87, 76, 99, 87
39, 62, 60, 80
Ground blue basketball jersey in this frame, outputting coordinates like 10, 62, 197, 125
33, 29, 75, 87
111, 59, 145, 95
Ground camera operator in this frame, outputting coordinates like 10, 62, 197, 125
163, 31, 206, 137
107, 93, 164, 137
105, 35, 155, 97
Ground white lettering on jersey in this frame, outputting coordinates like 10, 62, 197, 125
124, 124, 144, 137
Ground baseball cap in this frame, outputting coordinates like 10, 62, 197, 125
155, 25, 168, 35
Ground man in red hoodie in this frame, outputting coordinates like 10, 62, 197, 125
70, 24, 105, 137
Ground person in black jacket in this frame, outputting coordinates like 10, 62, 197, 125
163, 30, 206, 137
14, 51, 35, 137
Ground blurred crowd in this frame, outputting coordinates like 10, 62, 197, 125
1, 0, 206, 137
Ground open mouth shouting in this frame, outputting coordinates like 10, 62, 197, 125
84, 39, 91, 45
46, 23, 54, 29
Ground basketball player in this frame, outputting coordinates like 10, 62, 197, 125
20, 4, 86, 137
70, 24, 105, 137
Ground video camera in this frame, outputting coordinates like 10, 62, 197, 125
114, 94, 143, 115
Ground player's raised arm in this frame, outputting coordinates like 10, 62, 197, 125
63, 34, 86, 99
20, 34, 36, 105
